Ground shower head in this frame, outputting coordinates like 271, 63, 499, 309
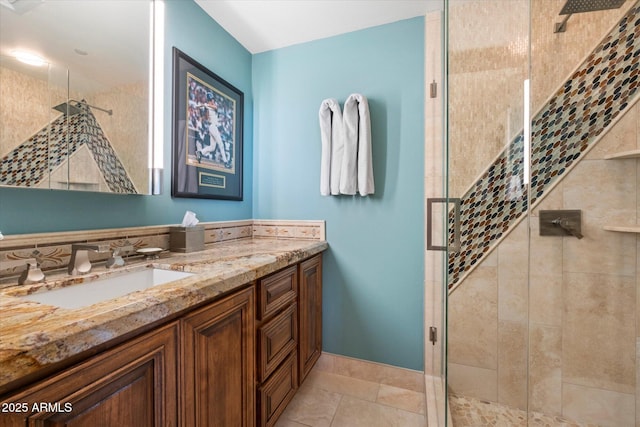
559, 0, 626, 15
555, 0, 626, 33
52, 99, 112, 116
52, 102, 83, 116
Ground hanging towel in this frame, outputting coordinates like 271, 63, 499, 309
342, 93, 374, 196
318, 98, 343, 195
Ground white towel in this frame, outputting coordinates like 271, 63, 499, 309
318, 98, 343, 195
342, 93, 374, 196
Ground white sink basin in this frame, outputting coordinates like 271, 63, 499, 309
20, 268, 194, 309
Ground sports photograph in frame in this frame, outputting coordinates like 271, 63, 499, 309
171, 47, 243, 200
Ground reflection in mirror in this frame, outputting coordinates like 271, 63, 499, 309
0, 0, 152, 194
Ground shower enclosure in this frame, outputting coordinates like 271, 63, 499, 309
426, 1, 640, 425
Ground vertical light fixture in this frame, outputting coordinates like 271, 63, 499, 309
523, 79, 530, 185
149, 0, 165, 195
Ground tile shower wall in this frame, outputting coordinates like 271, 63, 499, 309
446, 2, 640, 425
0, 101, 137, 193
0, 66, 50, 158
88, 82, 149, 193
448, 1, 640, 288
0, 64, 148, 193
447, 0, 635, 205
449, 105, 638, 425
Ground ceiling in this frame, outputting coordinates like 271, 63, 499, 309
0, 0, 149, 91
194, 0, 442, 54
0, 0, 441, 92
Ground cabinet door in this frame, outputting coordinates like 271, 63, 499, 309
0, 322, 178, 427
298, 255, 322, 383
181, 286, 255, 427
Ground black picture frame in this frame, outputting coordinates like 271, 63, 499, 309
171, 47, 244, 200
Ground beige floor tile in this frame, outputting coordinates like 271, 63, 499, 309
278, 385, 342, 427
274, 419, 312, 427
331, 395, 426, 427
376, 384, 426, 414
303, 370, 379, 401
277, 356, 428, 426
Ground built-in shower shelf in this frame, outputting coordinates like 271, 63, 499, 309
604, 149, 640, 160
603, 225, 640, 233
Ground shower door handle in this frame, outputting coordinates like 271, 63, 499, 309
427, 198, 461, 252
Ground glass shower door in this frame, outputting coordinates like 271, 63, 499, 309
443, 1, 639, 425
424, 8, 449, 427
444, 0, 532, 424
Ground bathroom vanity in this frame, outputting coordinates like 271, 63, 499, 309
0, 237, 326, 427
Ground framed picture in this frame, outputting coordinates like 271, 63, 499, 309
171, 47, 244, 200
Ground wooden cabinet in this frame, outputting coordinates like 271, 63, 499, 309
298, 254, 322, 383
0, 253, 323, 427
0, 322, 178, 427
0, 288, 256, 427
181, 286, 255, 427
256, 267, 298, 427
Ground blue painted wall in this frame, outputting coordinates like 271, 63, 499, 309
252, 18, 425, 370
0, 0, 254, 234
0, 3, 426, 371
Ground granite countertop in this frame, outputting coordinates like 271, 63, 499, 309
0, 238, 328, 394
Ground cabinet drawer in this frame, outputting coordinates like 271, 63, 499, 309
258, 265, 297, 320
257, 351, 298, 427
258, 303, 298, 382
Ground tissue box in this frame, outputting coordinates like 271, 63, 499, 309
170, 225, 205, 253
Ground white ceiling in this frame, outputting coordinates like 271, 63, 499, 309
0, 0, 149, 91
0, 0, 441, 92
195, 0, 443, 54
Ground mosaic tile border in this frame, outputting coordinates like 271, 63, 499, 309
0, 219, 325, 285
0, 101, 137, 193
448, 2, 640, 289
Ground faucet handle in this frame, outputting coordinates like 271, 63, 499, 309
106, 253, 125, 269
18, 259, 45, 285
107, 242, 134, 269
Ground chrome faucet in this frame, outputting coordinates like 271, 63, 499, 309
68, 243, 110, 275
551, 217, 584, 239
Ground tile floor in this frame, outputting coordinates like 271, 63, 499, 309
275, 353, 427, 427
276, 354, 602, 427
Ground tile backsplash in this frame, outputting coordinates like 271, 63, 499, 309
0, 219, 325, 283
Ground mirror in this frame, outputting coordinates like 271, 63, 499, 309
0, 0, 152, 194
